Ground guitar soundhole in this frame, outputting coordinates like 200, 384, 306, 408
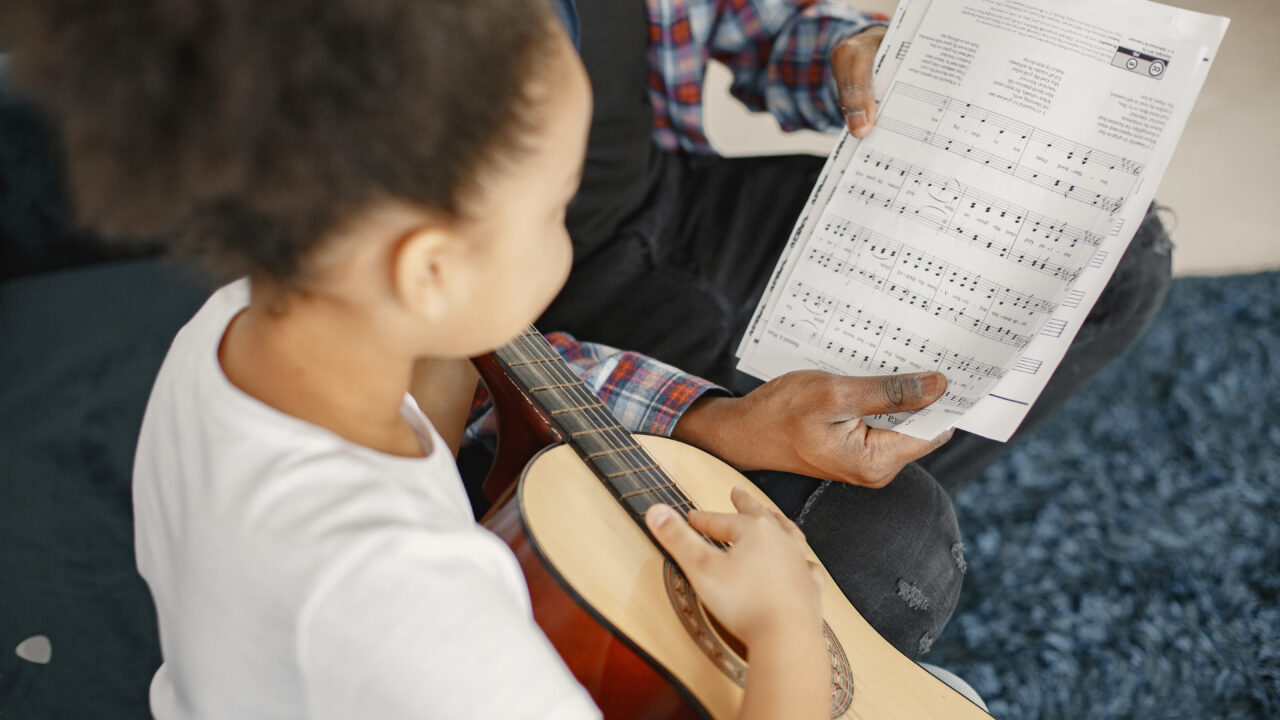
662, 560, 855, 717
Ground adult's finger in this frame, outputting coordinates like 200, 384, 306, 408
841, 371, 949, 416
646, 504, 718, 570
853, 426, 956, 487
832, 26, 885, 137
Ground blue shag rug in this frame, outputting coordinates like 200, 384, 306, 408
929, 270, 1280, 719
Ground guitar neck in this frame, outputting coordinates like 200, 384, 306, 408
494, 329, 698, 524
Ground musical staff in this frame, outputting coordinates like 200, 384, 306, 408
737, 0, 1224, 443
1039, 319, 1069, 338
775, 282, 1009, 383
877, 83, 1143, 213
842, 149, 1108, 280
1013, 357, 1044, 375
808, 216, 1059, 348
890, 84, 1144, 175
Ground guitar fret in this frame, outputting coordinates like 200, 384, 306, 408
505, 356, 560, 368
527, 381, 579, 393
590, 449, 659, 480
549, 403, 606, 415
607, 466, 663, 481
569, 425, 624, 438
618, 480, 673, 497
495, 328, 704, 531
553, 408, 615, 434
586, 445, 642, 459
623, 494, 694, 517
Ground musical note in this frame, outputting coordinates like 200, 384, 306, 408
804, 218, 1057, 347
737, 43, 1192, 443
843, 150, 1105, 280
886, 83, 1145, 177
777, 284, 1010, 382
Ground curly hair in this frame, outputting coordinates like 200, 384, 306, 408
4, 0, 557, 283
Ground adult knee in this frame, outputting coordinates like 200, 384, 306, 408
793, 464, 966, 659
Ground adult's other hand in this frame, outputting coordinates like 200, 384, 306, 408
673, 369, 954, 488
831, 25, 887, 138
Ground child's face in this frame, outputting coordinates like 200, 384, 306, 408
430, 30, 591, 355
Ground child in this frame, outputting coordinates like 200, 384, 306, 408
8, 0, 840, 716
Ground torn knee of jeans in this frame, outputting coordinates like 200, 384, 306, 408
918, 631, 935, 655
1141, 203, 1176, 255
951, 542, 967, 574
897, 579, 930, 611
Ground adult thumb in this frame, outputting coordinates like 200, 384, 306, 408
847, 371, 948, 416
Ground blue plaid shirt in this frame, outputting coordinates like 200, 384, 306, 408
548, 0, 887, 153
645, 0, 887, 153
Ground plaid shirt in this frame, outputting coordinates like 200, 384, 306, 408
463, 2, 886, 445
645, 0, 888, 153
464, 333, 723, 449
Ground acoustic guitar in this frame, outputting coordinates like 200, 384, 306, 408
476, 328, 993, 719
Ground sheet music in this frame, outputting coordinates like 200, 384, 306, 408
737, 0, 1228, 441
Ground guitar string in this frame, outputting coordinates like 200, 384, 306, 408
503, 330, 699, 517
503, 332, 728, 551
500, 329, 688, 510
504, 328, 658, 486
503, 332, 833, 672
503, 329, 638, 470
500, 330, 696, 515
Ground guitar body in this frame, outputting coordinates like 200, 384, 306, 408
475, 337, 991, 719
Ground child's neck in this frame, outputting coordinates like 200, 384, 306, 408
219, 287, 429, 458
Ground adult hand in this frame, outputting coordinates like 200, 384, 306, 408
831, 25, 887, 138
672, 370, 954, 488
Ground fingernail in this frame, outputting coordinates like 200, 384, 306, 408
648, 504, 671, 527
917, 372, 943, 397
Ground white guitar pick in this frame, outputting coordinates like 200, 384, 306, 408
15, 635, 51, 665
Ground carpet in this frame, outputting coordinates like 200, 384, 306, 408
928, 270, 1280, 719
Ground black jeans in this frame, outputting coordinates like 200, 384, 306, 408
536, 152, 1173, 659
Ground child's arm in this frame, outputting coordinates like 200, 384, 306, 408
409, 357, 479, 457
645, 486, 829, 720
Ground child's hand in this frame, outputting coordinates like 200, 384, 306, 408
644, 486, 824, 647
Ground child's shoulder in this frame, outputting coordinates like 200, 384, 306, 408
134, 277, 475, 553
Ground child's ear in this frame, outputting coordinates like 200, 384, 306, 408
390, 224, 465, 321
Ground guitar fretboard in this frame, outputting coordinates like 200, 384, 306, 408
495, 329, 703, 527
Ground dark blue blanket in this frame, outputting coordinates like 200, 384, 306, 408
931, 270, 1280, 719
